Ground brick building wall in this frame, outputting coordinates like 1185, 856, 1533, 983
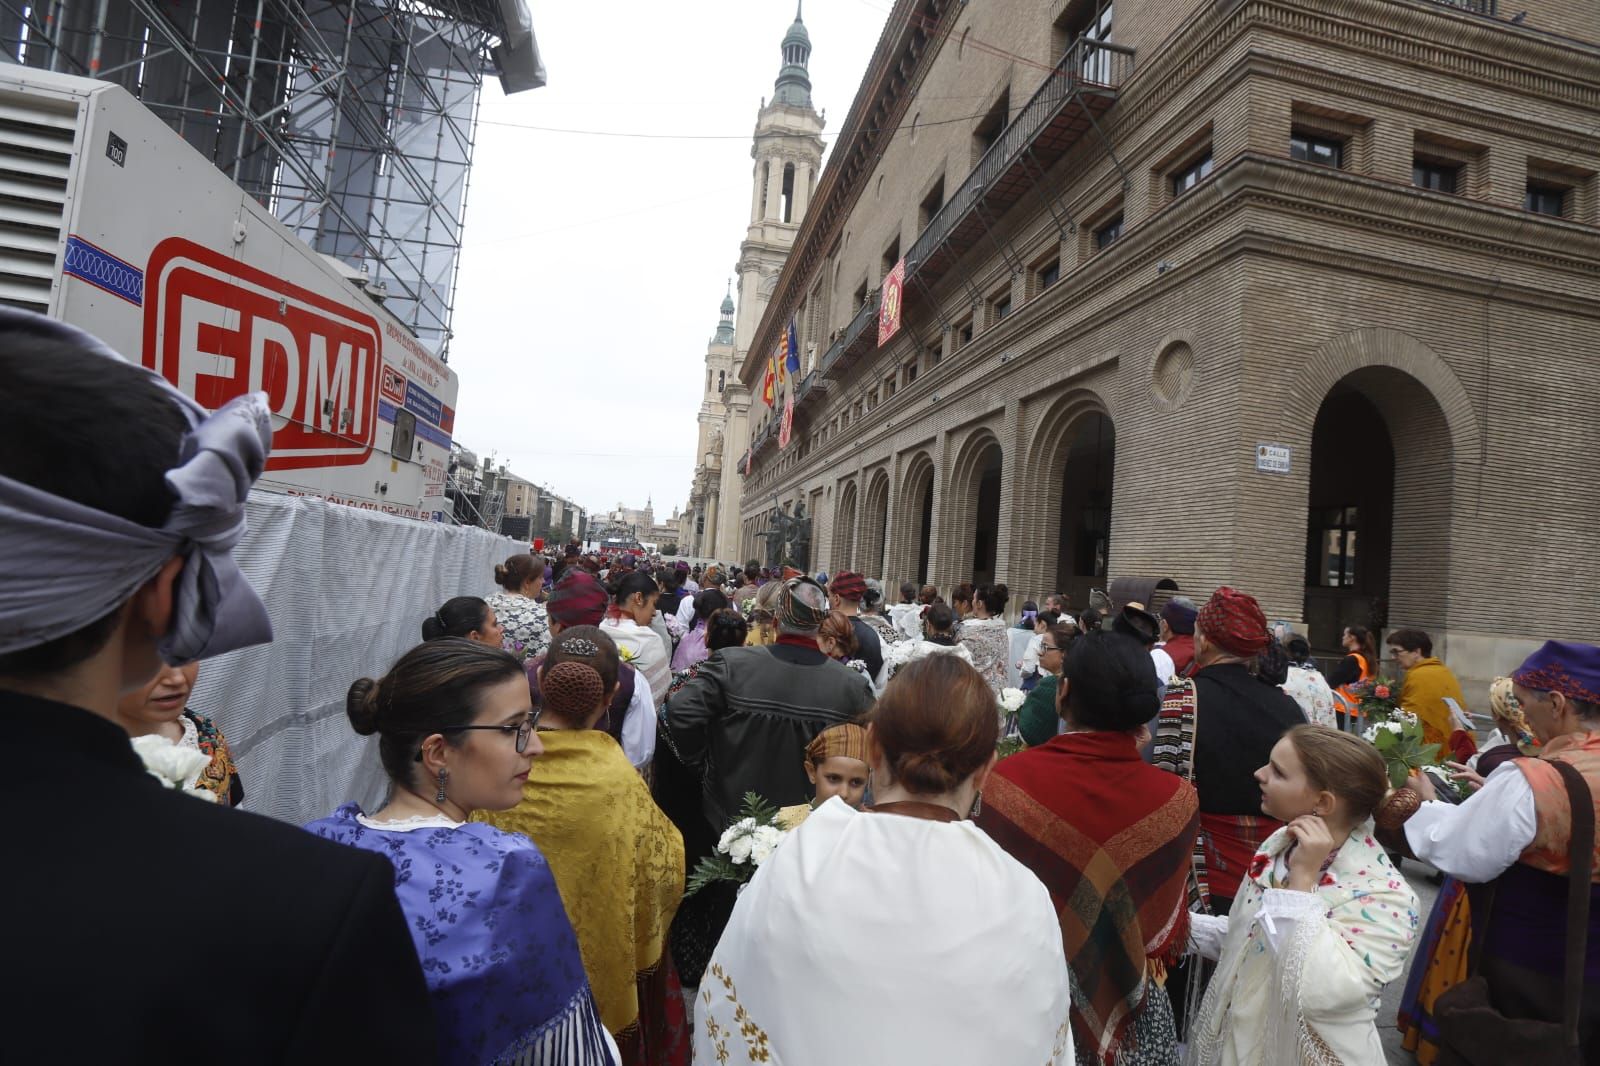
737, 0, 1600, 696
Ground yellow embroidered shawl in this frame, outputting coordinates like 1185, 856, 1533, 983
476, 730, 685, 1036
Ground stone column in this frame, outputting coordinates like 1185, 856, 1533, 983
794, 160, 812, 222
993, 400, 1022, 596
750, 159, 766, 225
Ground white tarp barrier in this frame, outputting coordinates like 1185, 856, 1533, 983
189, 492, 515, 826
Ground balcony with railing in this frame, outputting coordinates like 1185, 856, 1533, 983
905, 35, 1134, 290
819, 289, 882, 383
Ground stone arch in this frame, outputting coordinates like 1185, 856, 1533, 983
859, 468, 892, 582
1295, 342, 1471, 645
891, 452, 938, 587
834, 479, 859, 573
1015, 387, 1116, 608
1285, 328, 1480, 464
945, 429, 1004, 587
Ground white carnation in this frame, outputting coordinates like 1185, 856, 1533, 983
717, 817, 755, 855
999, 687, 1026, 713
131, 734, 211, 794
726, 833, 755, 865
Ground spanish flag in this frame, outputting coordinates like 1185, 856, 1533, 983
762, 353, 776, 406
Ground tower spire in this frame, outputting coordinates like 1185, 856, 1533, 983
773, 4, 813, 108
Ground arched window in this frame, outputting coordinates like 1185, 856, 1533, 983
781, 162, 796, 223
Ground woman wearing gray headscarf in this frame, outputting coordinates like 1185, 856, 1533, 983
0, 309, 437, 1062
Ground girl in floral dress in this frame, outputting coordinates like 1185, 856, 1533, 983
1187, 725, 1419, 1065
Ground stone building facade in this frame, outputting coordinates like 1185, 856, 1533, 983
682, 8, 825, 560
736, 0, 1600, 691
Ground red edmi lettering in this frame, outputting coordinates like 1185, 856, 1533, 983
144, 238, 382, 470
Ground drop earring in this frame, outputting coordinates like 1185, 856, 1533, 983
968, 790, 983, 819
436, 768, 448, 805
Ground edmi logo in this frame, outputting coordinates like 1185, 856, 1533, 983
142, 237, 382, 470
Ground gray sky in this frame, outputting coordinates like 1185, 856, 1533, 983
448, 1, 887, 522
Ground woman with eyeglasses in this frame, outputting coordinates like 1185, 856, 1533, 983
478, 627, 689, 1066
306, 638, 618, 1066
1017, 620, 1079, 747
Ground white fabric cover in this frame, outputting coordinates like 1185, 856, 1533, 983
189, 491, 515, 825
695, 798, 1074, 1065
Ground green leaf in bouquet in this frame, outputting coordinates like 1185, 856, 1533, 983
685, 855, 748, 898
740, 791, 780, 825
1418, 741, 1442, 765
1388, 761, 1410, 789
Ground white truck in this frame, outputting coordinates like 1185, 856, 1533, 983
0, 64, 456, 519
0, 64, 513, 823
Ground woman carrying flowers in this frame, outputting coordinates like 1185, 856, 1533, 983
694, 655, 1072, 1064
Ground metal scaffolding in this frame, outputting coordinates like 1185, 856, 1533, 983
0, 0, 540, 359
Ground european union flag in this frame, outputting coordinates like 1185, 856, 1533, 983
785, 318, 801, 377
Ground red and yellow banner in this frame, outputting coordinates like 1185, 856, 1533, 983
877, 257, 905, 347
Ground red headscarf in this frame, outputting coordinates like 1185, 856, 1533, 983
546, 571, 608, 628
1197, 586, 1269, 658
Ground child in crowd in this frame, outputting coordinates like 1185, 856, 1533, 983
777, 724, 871, 829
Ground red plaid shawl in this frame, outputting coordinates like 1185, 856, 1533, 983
979, 732, 1199, 1066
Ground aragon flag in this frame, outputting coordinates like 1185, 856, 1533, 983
762, 354, 776, 406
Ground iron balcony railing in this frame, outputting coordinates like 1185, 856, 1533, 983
819, 290, 881, 380
905, 35, 1134, 280
1426, 0, 1495, 12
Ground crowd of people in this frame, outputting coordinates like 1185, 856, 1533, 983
6, 313, 1599, 1065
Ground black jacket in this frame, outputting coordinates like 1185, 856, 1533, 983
1190, 662, 1308, 815
848, 615, 884, 681
2, 689, 438, 1064
664, 641, 874, 830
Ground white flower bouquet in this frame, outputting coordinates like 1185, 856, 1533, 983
685, 792, 790, 896
130, 734, 217, 802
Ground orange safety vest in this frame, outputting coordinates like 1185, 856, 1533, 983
1333, 652, 1373, 720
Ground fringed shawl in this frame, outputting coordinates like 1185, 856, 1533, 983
979, 731, 1200, 1065
305, 805, 614, 1066
478, 730, 685, 1039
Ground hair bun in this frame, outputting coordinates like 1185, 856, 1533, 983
493, 563, 509, 583
892, 749, 959, 795
346, 677, 382, 736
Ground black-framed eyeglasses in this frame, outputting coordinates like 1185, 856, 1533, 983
1040, 643, 1063, 653
414, 712, 539, 760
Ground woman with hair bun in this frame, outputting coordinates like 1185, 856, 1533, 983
958, 581, 1012, 693
979, 630, 1199, 1064
479, 630, 688, 1066
421, 596, 503, 648
693, 655, 1073, 1065
599, 570, 670, 708
1186, 724, 1420, 1065
305, 638, 618, 1065
485, 553, 550, 661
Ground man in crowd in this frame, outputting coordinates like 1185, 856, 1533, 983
826, 570, 884, 684
1159, 596, 1198, 675
0, 312, 436, 1061
665, 577, 874, 831
1152, 586, 1306, 914
1397, 639, 1600, 1049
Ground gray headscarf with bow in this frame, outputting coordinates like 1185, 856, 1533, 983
0, 308, 273, 663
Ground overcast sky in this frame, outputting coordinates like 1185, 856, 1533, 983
448, 1, 887, 522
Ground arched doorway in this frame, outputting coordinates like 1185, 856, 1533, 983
834, 481, 858, 572
1056, 412, 1115, 603
949, 432, 1003, 587
1302, 366, 1452, 653
899, 454, 936, 585
861, 469, 891, 581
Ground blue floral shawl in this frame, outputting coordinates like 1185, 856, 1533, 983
306, 804, 613, 1066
